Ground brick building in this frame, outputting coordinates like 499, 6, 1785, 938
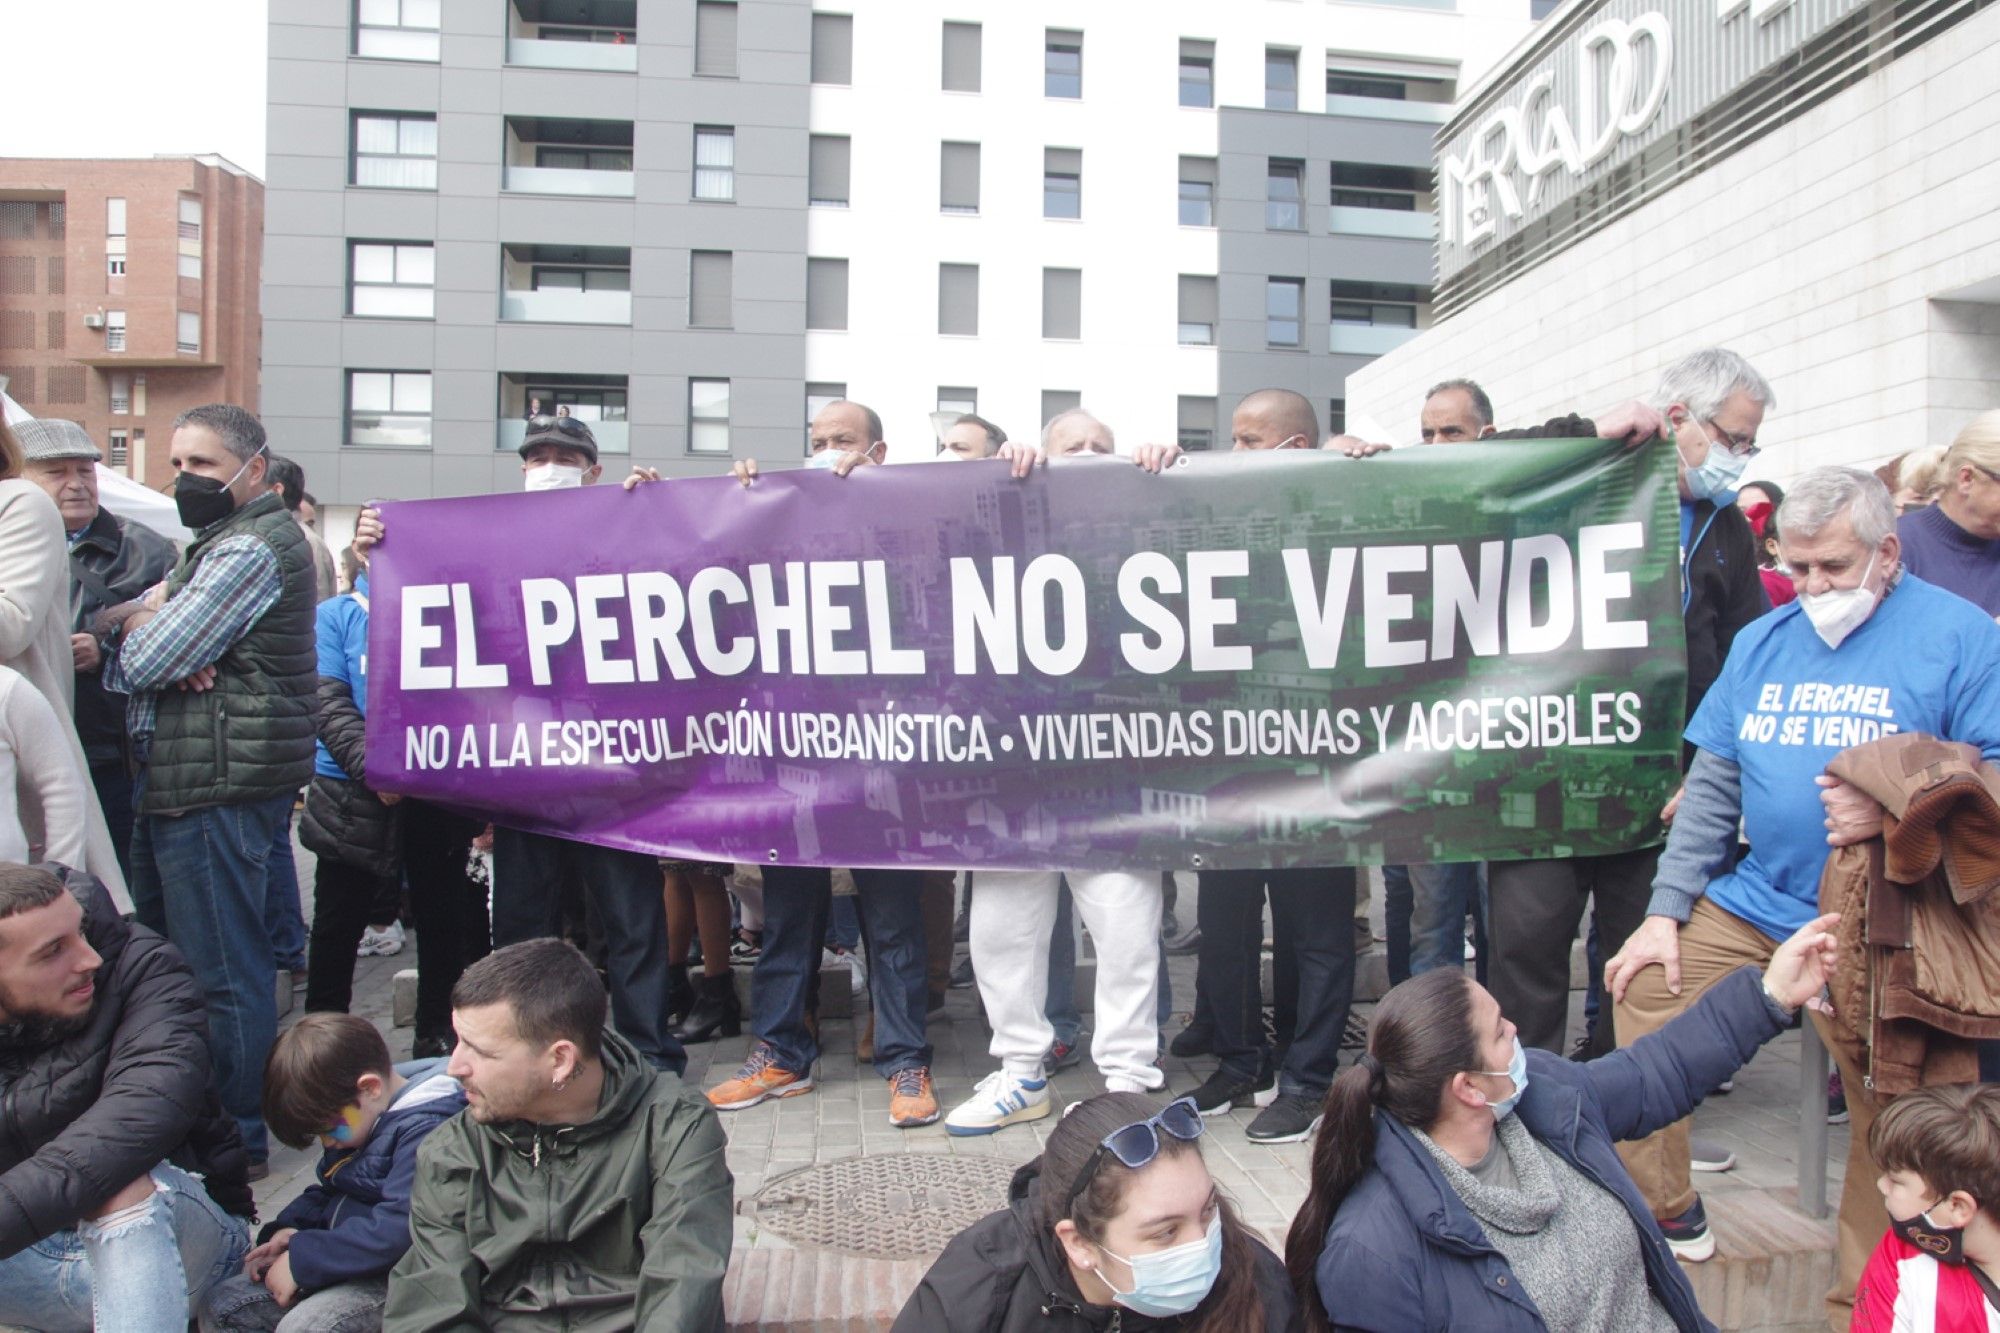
0, 156, 262, 489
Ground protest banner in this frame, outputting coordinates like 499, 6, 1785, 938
366, 438, 1686, 871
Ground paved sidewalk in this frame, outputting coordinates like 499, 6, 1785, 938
268, 851, 1848, 1332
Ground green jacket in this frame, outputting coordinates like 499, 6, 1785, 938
386, 1030, 733, 1332
143, 491, 317, 814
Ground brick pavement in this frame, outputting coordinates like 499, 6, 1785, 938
272, 848, 1848, 1332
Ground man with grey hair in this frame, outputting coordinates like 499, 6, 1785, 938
1038, 408, 1116, 457
96, 404, 319, 1174
1418, 378, 1496, 444
1604, 465, 2000, 1299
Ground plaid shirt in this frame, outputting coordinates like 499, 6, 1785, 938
104, 534, 283, 744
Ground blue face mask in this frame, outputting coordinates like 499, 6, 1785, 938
1478, 1037, 1530, 1121
1093, 1213, 1223, 1318
1677, 417, 1750, 502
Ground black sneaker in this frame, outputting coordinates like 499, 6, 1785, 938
1164, 924, 1203, 956
1043, 1037, 1084, 1076
949, 955, 976, 989
1159, 908, 1180, 940
1245, 1092, 1322, 1144
1169, 1021, 1215, 1058
1658, 1196, 1715, 1261
1189, 1066, 1276, 1117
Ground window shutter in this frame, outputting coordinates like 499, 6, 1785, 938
690, 251, 733, 328
1178, 275, 1217, 326
811, 13, 853, 84
695, 2, 738, 76
941, 21, 981, 92
938, 263, 978, 336
808, 135, 850, 205
1042, 268, 1081, 340
807, 257, 849, 330
1041, 390, 1080, 423
940, 142, 980, 212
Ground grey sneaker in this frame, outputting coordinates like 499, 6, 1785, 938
1690, 1135, 1737, 1173
1244, 1092, 1322, 1144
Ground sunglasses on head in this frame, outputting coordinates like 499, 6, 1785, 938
526, 414, 592, 437
1064, 1095, 1205, 1215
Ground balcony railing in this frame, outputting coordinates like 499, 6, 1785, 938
1329, 323, 1421, 356
507, 37, 637, 72
1328, 206, 1436, 240
498, 418, 630, 454
1323, 95, 1452, 124
503, 164, 635, 197
500, 288, 632, 324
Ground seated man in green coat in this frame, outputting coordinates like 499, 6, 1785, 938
387, 939, 733, 1331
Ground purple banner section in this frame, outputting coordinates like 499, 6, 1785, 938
366, 443, 1685, 871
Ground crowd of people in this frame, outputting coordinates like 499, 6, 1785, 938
0, 349, 1995, 1332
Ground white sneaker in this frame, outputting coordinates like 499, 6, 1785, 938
357, 921, 405, 957
945, 1069, 1052, 1137
842, 947, 868, 995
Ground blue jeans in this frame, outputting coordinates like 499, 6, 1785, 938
128, 780, 287, 1160
204, 1274, 389, 1331
1408, 861, 1485, 977
758, 866, 931, 1078
264, 804, 308, 972
1383, 864, 1414, 986
0, 1162, 249, 1333
826, 894, 861, 951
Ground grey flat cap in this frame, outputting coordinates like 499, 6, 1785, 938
13, 418, 101, 463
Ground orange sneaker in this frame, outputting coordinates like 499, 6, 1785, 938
888, 1066, 940, 1128
708, 1043, 813, 1111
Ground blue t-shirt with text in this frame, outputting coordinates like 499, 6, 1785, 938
1684, 574, 2000, 942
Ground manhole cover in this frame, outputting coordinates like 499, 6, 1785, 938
746, 1153, 1020, 1259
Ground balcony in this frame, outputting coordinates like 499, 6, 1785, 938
500, 288, 632, 323
1328, 206, 1435, 240
501, 245, 632, 325
1329, 324, 1421, 356
1324, 95, 1453, 124
498, 417, 630, 455
503, 116, 635, 197
507, 37, 636, 71
507, 0, 636, 70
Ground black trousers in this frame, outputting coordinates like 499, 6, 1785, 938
304, 857, 398, 1016
402, 802, 488, 1045
1197, 867, 1355, 1097
491, 827, 684, 1073
1485, 846, 1660, 1056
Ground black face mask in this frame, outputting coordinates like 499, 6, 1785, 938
174, 446, 264, 530
1891, 1208, 1967, 1265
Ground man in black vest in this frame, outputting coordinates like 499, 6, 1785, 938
14, 418, 175, 881
98, 404, 318, 1172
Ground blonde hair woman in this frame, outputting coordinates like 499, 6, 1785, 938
1896, 410, 2000, 618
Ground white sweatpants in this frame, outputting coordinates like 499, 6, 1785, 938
970, 870, 1163, 1091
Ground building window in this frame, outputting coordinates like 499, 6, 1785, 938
109, 373, 132, 414
176, 312, 201, 355
178, 254, 202, 280
1329, 399, 1348, 436
1267, 159, 1305, 230
0, 313, 31, 351
806, 257, 849, 331
106, 198, 126, 238
105, 310, 126, 352
693, 127, 735, 200
45, 202, 64, 240
1041, 390, 1081, 423
1178, 156, 1216, 226
1044, 148, 1081, 219
941, 142, 980, 214
1266, 278, 1303, 348
942, 21, 980, 92
1179, 39, 1214, 108
1045, 29, 1082, 98
1178, 395, 1217, 452
689, 251, 733, 328
811, 12, 853, 84
809, 134, 850, 205
1328, 72, 1407, 100
348, 370, 433, 448
1331, 162, 1424, 210
353, 112, 438, 189
1042, 268, 1081, 340
107, 430, 129, 467
46, 257, 63, 295
694, 1, 737, 77
177, 196, 202, 243
938, 386, 977, 416
350, 242, 434, 317
45, 312, 63, 351
1265, 47, 1299, 110
1330, 280, 1425, 327
1177, 275, 1217, 345
689, 378, 731, 454
355, 0, 440, 60
805, 381, 845, 450
0, 204, 33, 240
107, 257, 126, 277
938, 263, 978, 336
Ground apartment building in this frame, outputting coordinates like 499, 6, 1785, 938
0, 156, 262, 488
265, 0, 1537, 503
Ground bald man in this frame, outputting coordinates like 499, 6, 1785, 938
1230, 388, 1318, 452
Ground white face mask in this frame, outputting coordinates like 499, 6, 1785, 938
1799, 551, 1881, 649
1676, 417, 1751, 502
523, 463, 585, 492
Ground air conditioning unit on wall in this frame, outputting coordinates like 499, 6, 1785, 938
82, 312, 105, 330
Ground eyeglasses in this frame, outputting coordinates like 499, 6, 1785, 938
1699, 417, 1761, 460
1064, 1096, 1205, 1215
526, 414, 594, 438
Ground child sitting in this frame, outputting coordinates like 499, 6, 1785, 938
203, 1015, 465, 1332
1853, 1083, 2000, 1332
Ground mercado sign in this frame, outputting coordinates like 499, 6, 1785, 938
367, 439, 1687, 872
1438, 0, 1872, 281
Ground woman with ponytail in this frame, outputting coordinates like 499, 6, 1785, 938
894, 1091, 1301, 1331
1285, 913, 1842, 1332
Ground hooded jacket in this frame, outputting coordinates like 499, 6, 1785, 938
299, 575, 401, 878
266, 1058, 465, 1291
892, 1161, 1302, 1333
1818, 732, 2000, 1094
386, 1027, 732, 1332
1314, 967, 1787, 1332
0, 864, 251, 1257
